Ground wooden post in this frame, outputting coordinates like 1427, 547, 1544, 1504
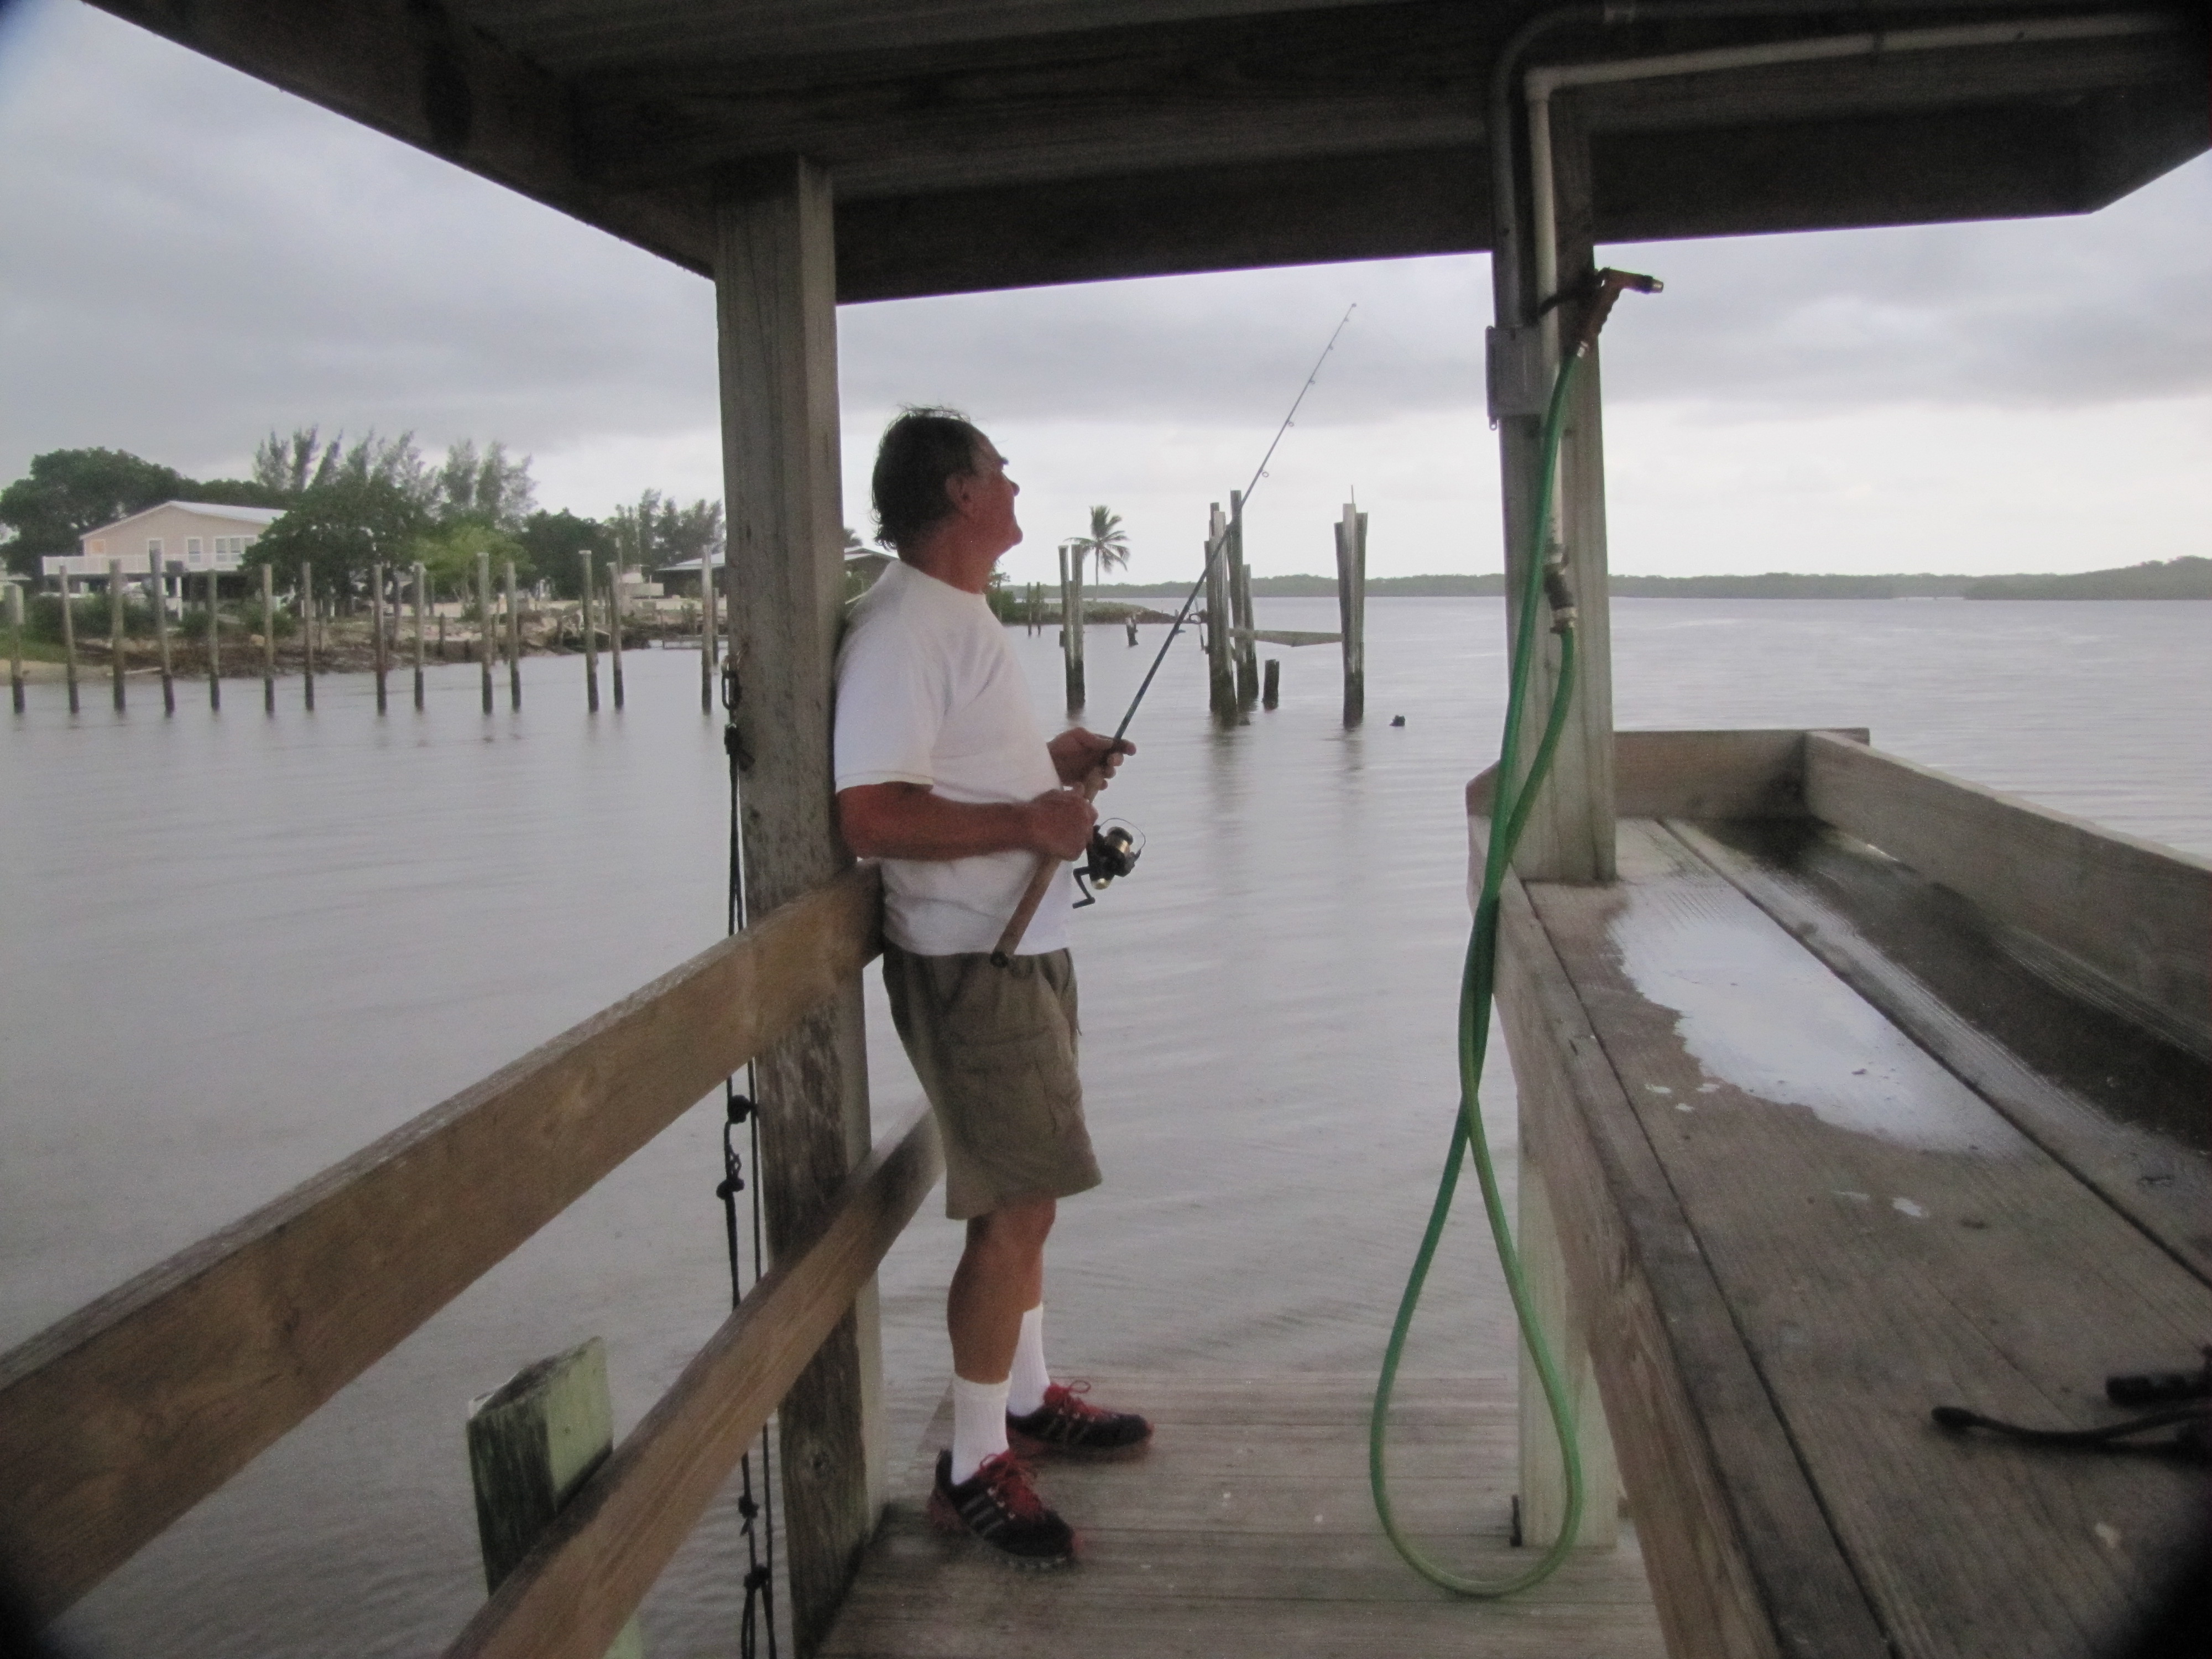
299, 563, 315, 711
1262, 657, 1280, 709
107, 559, 127, 712
605, 562, 624, 710
8, 583, 24, 714
151, 565, 174, 714
1026, 581, 1040, 636
505, 560, 523, 710
1058, 542, 1084, 712
413, 562, 428, 710
372, 562, 389, 714
1204, 503, 1234, 721
259, 564, 276, 714
205, 570, 221, 711
1499, 92, 1615, 884
580, 553, 600, 713
59, 570, 79, 715
715, 155, 882, 1657
1333, 503, 1366, 728
466, 1338, 644, 1659
439, 613, 448, 662
477, 551, 495, 715
1229, 492, 1258, 709
700, 553, 718, 714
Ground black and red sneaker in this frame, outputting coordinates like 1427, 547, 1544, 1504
1008, 1381, 1153, 1460
926, 1449, 1076, 1568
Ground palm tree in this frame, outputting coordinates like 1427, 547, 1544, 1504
1066, 505, 1130, 583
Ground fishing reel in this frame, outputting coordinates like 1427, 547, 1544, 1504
1072, 820, 1143, 908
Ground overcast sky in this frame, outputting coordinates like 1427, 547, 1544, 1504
3, 0, 2206, 586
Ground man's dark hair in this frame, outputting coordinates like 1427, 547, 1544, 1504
872, 407, 986, 555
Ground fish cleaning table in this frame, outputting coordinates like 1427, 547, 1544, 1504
1492, 733, 2212, 1659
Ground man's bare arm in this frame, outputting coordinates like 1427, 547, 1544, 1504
839, 782, 1095, 863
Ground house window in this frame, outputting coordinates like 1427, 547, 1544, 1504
187, 547, 203, 566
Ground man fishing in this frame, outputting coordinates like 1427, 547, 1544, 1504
834, 407, 1150, 1569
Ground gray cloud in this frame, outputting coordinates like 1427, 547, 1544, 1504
3, 0, 2206, 510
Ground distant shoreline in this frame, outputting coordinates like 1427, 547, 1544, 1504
1087, 554, 2209, 602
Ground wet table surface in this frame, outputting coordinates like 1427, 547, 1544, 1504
1520, 818, 2212, 1659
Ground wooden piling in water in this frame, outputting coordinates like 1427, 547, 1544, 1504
605, 562, 624, 710
505, 560, 523, 710
700, 553, 717, 713
259, 564, 276, 713
205, 570, 221, 711
411, 562, 427, 710
1205, 503, 1235, 721
1229, 492, 1259, 709
149, 565, 174, 714
477, 551, 495, 715
60, 571, 80, 715
108, 560, 127, 712
1059, 542, 1085, 711
299, 563, 315, 711
1263, 656, 1280, 708
466, 1338, 644, 1659
1333, 502, 1366, 728
8, 583, 24, 714
581, 552, 601, 713
372, 562, 389, 715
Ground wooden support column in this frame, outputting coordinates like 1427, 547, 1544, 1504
1058, 542, 1085, 712
373, 562, 389, 715
107, 560, 127, 712
1496, 92, 1614, 884
477, 551, 496, 715
299, 563, 314, 711
505, 560, 524, 709
1229, 491, 1258, 709
1204, 503, 1234, 721
1333, 503, 1366, 728
154, 564, 175, 715
714, 155, 883, 1659
59, 571, 79, 715
414, 562, 429, 711
260, 564, 276, 714
8, 582, 24, 714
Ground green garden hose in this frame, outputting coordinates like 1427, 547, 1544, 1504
1369, 347, 1588, 1596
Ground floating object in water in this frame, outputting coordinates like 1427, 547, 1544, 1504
1390, 714, 1405, 727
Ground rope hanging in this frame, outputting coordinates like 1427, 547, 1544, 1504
719, 653, 779, 1659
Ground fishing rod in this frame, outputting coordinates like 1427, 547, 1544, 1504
990, 303, 1358, 964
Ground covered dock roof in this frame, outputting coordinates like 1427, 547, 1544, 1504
90, 0, 2206, 301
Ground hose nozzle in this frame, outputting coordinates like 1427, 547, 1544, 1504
1538, 268, 1662, 359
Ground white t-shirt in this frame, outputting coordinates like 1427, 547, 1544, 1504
833, 560, 1071, 957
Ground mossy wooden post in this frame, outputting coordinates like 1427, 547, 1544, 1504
152, 564, 174, 714
59, 571, 80, 715
8, 582, 24, 714
605, 562, 625, 710
205, 570, 221, 712
107, 560, 127, 712
477, 551, 496, 716
1229, 492, 1258, 709
716, 155, 883, 1657
1204, 503, 1234, 721
259, 564, 276, 714
1262, 656, 1280, 709
505, 560, 523, 710
580, 554, 600, 713
299, 562, 315, 711
1333, 502, 1366, 728
466, 1338, 644, 1659
372, 562, 389, 715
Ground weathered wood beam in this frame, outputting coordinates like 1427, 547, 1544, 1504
1804, 733, 2212, 1059
714, 155, 884, 1657
87, 0, 714, 273
577, 2, 1495, 194
442, 1105, 942, 1659
1467, 728, 1873, 826
0, 863, 883, 1626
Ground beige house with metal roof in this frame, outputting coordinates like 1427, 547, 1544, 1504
46, 501, 284, 586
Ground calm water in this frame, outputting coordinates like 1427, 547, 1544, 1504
3, 598, 2206, 1656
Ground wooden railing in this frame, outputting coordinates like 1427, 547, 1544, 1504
0, 862, 907, 1633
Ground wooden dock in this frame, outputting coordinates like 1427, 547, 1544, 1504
821, 1373, 1667, 1658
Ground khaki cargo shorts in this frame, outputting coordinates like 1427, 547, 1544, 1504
881, 941, 1103, 1220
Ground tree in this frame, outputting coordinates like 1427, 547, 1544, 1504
434, 439, 535, 530
519, 509, 614, 599
414, 519, 529, 601
244, 469, 430, 602
1065, 504, 1131, 583
0, 448, 189, 578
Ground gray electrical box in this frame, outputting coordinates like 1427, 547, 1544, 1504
1485, 325, 1548, 424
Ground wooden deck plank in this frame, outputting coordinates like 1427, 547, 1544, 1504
821, 1373, 1665, 1659
1527, 822, 2212, 1659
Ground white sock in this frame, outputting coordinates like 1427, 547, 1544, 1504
950, 1375, 1011, 1485
1007, 1305, 1051, 1419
